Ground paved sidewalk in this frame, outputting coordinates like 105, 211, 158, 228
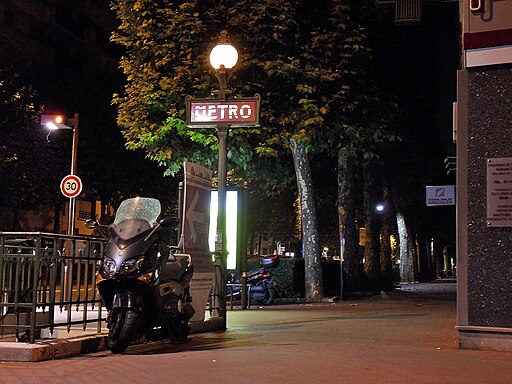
0, 281, 512, 384
0, 279, 511, 384
0, 279, 457, 363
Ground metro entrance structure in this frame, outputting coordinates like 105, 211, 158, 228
185, 30, 261, 325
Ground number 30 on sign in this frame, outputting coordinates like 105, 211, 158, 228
60, 175, 83, 198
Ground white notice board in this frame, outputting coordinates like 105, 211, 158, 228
487, 157, 512, 227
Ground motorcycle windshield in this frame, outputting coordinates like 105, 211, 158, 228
114, 197, 161, 226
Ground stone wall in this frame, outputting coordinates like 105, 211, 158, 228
465, 64, 512, 327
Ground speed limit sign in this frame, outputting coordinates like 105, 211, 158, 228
60, 174, 83, 198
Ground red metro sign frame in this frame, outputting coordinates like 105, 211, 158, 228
185, 94, 261, 128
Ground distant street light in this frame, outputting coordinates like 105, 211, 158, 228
42, 113, 80, 236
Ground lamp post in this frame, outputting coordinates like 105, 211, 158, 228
42, 112, 80, 303
209, 31, 238, 320
186, 31, 259, 318
42, 113, 80, 235
67, 113, 79, 236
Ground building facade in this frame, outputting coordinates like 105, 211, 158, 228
456, 0, 512, 351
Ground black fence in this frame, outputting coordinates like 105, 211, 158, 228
0, 232, 105, 343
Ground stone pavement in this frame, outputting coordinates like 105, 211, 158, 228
0, 279, 511, 384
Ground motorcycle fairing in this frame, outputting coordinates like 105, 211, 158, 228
160, 254, 193, 288
98, 280, 148, 311
103, 223, 159, 276
159, 281, 185, 316
230, 279, 275, 294
113, 218, 152, 241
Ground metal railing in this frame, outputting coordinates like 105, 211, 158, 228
0, 232, 106, 343
226, 284, 253, 309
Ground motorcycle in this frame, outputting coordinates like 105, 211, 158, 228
227, 255, 279, 306
86, 197, 195, 354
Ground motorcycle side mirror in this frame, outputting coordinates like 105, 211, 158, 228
85, 218, 109, 239
159, 217, 175, 228
85, 219, 98, 229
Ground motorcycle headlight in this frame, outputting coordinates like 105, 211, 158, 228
120, 256, 145, 275
102, 257, 116, 276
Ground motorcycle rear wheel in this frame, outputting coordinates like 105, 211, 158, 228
257, 287, 276, 306
107, 308, 141, 354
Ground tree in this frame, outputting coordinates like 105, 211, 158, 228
375, 2, 459, 283
226, 1, 333, 298
111, 1, 212, 175
308, 1, 399, 291
110, 0, 326, 298
0, 48, 49, 228
110, 0, 404, 298
337, 148, 361, 291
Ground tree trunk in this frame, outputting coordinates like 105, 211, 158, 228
380, 222, 393, 288
337, 149, 361, 292
396, 211, 416, 283
433, 240, 444, 278
380, 187, 394, 289
363, 163, 382, 291
290, 139, 323, 299
416, 233, 426, 280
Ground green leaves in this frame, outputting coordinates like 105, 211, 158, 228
0, 53, 51, 211
110, 0, 398, 180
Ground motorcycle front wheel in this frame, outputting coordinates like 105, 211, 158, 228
107, 308, 141, 354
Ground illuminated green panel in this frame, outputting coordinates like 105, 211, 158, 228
209, 191, 238, 270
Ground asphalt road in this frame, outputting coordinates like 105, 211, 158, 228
0, 280, 511, 384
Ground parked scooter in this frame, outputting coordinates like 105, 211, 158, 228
227, 255, 279, 306
86, 197, 194, 354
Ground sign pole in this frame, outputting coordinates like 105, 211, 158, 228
216, 124, 229, 324
59, 173, 82, 302
67, 113, 79, 236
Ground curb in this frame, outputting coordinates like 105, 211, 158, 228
0, 317, 226, 362
0, 334, 108, 362
274, 297, 338, 305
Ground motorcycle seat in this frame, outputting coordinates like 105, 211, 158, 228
161, 254, 191, 282
247, 268, 265, 279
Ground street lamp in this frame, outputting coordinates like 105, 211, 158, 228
42, 113, 80, 235
209, 31, 238, 319
209, 31, 238, 100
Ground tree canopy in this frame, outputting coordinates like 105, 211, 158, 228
0, 48, 50, 214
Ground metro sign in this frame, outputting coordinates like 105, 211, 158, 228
185, 94, 261, 128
